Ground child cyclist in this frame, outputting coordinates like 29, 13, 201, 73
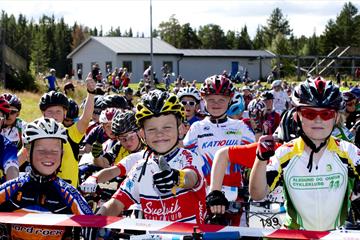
80, 111, 145, 193
0, 117, 92, 240
183, 75, 255, 226
250, 77, 360, 231
96, 91, 207, 224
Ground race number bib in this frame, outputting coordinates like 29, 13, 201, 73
248, 201, 286, 229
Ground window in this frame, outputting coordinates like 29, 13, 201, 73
144, 61, 151, 71
162, 61, 173, 74
123, 61, 132, 72
105, 61, 112, 73
76, 63, 82, 70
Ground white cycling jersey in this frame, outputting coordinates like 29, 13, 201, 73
267, 136, 360, 231
112, 148, 207, 224
183, 117, 255, 187
115, 150, 145, 176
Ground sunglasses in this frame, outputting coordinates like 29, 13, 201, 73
181, 100, 196, 106
93, 110, 102, 115
118, 132, 137, 143
10, 110, 19, 114
299, 108, 336, 121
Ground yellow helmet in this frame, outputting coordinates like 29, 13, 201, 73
135, 90, 185, 126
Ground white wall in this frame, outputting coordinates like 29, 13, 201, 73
71, 39, 116, 79
115, 55, 180, 82
180, 57, 272, 82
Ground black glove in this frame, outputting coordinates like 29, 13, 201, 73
256, 135, 275, 161
153, 169, 180, 194
206, 190, 229, 210
205, 213, 229, 226
91, 142, 103, 158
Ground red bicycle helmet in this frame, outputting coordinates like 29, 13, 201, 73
0, 96, 11, 115
200, 75, 235, 97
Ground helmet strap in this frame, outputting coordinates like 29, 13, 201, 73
296, 115, 333, 172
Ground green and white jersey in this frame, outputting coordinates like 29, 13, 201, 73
266, 137, 360, 231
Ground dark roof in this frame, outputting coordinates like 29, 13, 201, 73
67, 37, 275, 58
180, 49, 275, 58
67, 37, 181, 58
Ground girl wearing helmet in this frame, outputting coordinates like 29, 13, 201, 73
250, 77, 360, 231
1, 93, 26, 149
0, 117, 92, 240
177, 86, 202, 126
0, 96, 18, 182
96, 90, 207, 224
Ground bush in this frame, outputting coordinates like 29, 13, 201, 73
5, 69, 37, 91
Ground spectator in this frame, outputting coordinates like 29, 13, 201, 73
43, 68, 59, 92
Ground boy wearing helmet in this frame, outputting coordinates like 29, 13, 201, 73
250, 77, 360, 231
38, 76, 96, 187
177, 87, 202, 126
0, 118, 92, 240
96, 91, 206, 224
0, 96, 18, 182
183, 75, 255, 226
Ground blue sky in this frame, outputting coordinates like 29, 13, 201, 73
1, 0, 360, 38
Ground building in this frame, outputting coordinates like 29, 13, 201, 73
67, 37, 275, 82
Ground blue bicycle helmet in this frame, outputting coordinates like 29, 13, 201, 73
227, 91, 245, 117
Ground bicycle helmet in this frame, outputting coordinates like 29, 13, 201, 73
103, 95, 128, 109
260, 91, 274, 101
124, 87, 134, 95
248, 99, 266, 115
66, 99, 79, 120
200, 75, 235, 97
177, 87, 201, 101
271, 79, 282, 88
2, 93, 21, 111
99, 108, 119, 124
136, 90, 185, 126
112, 111, 139, 136
350, 87, 360, 100
274, 108, 298, 143
23, 117, 67, 144
292, 77, 344, 110
227, 91, 245, 116
0, 96, 11, 115
343, 91, 356, 102
39, 91, 69, 111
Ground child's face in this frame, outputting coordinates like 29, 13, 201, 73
180, 96, 198, 119
142, 114, 179, 154
204, 95, 231, 117
117, 131, 140, 152
298, 107, 337, 142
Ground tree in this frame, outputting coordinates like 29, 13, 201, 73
29, 31, 49, 74
198, 24, 227, 49
252, 25, 266, 49
71, 23, 89, 49
158, 14, 181, 47
179, 23, 201, 48
237, 25, 252, 49
263, 8, 292, 46
226, 30, 236, 49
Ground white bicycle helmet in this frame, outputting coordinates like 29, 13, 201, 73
177, 87, 201, 101
99, 108, 119, 124
23, 117, 67, 144
271, 79, 282, 88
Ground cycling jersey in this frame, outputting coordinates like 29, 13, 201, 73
115, 151, 145, 176
84, 125, 109, 145
103, 141, 130, 166
332, 126, 354, 142
58, 122, 84, 187
0, 171, 93, 240
112, 148, 207, 224
266, 137, 360, 231
0, 135, 18, 183
271, 90, 290, 115
183, 117, 255, 187
1, 118, 26, 149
